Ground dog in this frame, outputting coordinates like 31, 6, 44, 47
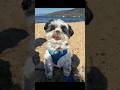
43, 19, 74, 79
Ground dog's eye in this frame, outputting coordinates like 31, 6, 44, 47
61, 25, 67, 32
50, 25, 56, 30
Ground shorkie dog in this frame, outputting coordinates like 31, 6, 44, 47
44, 19, 74, 79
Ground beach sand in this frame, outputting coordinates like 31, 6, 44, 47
0, 0, 34, 89
35, 22, 85, 81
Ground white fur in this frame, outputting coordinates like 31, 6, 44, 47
50, 19, 69, 29
45, 19, 69, 50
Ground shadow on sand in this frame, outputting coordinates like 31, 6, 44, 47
0, 59, 21, 90
86, 1, 108, 90
0, 28, 29, 89
0, 28, 29, 53
87, 66, 108, 90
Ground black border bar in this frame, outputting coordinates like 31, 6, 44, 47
35, 0, 85, 8
35, 82, 85, 90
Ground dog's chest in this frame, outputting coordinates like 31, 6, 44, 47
48, 49, 67, 64
47, 40, 68, 50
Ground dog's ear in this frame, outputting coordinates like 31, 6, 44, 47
44, 22, 49, 30
44, 19, 54, 31
68, 25, 74, 37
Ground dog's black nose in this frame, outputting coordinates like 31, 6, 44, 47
56, 30, 60, 34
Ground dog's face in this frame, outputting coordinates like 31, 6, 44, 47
44, 19, 74, 41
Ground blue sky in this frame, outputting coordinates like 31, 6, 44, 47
35, 8, 74, 15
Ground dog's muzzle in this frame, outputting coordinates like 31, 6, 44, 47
52, 31, 62, 40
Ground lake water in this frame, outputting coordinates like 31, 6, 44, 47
35, 16, 85, 23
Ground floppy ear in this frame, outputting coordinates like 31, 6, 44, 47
44, 19, 54, 31
44, 22, 49, 30
68, 25, 74, 37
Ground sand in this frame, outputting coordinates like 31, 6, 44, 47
86, 0, 120, 89
35, 22, 85, 81
0, 0, 34, 89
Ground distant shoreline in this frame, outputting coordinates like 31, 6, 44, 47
35, 21, 85, 24
35, 15, 85, 23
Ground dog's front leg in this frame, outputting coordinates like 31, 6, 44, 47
63, 60, 71, 77
45, 59, 53, 79
44, 50, 53, 79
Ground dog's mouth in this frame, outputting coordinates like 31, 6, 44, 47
52, 33, 61, 40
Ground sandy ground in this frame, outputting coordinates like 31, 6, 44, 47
0, 0, 34, 89
35, 22, 85, 81
86, 0, 120, 90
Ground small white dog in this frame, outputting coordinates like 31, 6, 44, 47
43, 19, 74, 79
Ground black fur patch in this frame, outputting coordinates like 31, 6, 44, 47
61, 25, 74, 38
44, 19, 55, 32
68, 25, 74, 38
